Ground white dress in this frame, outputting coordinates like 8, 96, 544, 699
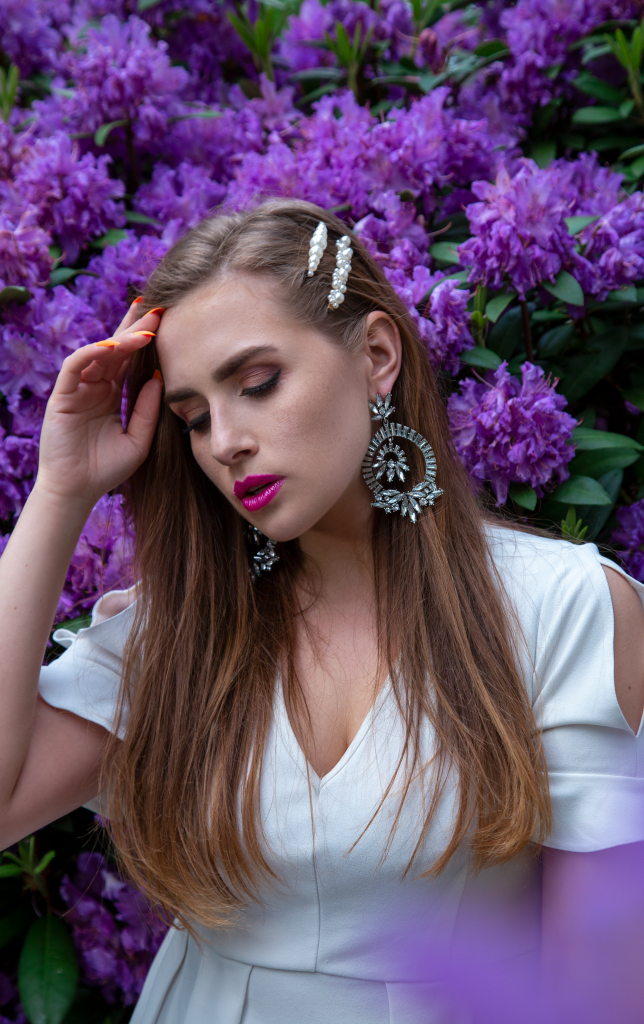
39, 528, 644, 1024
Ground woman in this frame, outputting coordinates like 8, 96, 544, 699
2, 200, 644, 1023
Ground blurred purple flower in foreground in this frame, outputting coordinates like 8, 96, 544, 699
448, 362, 577, 505
610, 499, 644, 583
61, 851, 168, 1005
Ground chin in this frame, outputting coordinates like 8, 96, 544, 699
247, 497, 338, 543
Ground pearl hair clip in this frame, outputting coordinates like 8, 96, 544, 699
306, 220, 353, 310
307, 221, 327, 276
328, 236, 353, 310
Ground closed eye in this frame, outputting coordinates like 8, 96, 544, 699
241, 369, 281, 397
181, 412, 210, 435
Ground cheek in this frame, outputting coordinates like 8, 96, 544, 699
275, 368, 371, 480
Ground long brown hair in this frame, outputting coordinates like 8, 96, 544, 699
105, 199, 551, 934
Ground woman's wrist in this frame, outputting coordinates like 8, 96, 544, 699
28, 479, 99, 529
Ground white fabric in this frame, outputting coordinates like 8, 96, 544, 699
38, 529, 644, 1023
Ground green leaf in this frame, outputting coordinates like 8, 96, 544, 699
572, 106, 627, 123
565, 214, 600, 235
53, 613, 92, 635
0, 865, 24, 878
473, 39, 507, 57
485, 291, 516, 323
551, 475, 612, 505
629, 154, 644, 178
542, 269, 584, 306
124, 210, 161, 225
48, 268, 99, 287
531, 139, 556, 167
560, 506, 588, 541
562, 335, 628, 401
137, 0, 163, 8
0, 285, 31, 306
569, 447, 640, 478
289, 67, 345, 81
0, 905, 33, 949
459, 348, 502, 370
572, 71, 626, 103
90, 229, 128, 250
429, 241, 461, 264
620, 143, 644, 159
571, 426, 643, 450
93, 119, 129, 146
537, 323, 575, 357
487, 305, 526, 360
608, 285, 638, 302
509, 483, 537, 510
624, 388, 644, 411
33, 851, 56, 875
19, 914, 79, 1024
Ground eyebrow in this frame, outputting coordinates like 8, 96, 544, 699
164, 344, 280, 405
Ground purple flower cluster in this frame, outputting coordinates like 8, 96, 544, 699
447, 362, 577, 505
459, 156, 643, 302
610, 500, 644, 583
60, 852, 168, 1005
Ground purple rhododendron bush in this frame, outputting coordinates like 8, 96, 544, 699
2, 0, 644, 1019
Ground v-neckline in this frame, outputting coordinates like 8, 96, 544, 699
276, 676, 392, 786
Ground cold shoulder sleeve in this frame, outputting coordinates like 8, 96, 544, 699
38, 587, 137, 740
487, 528, 644, 853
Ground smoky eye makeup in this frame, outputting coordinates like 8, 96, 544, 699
180, 369, 282, 434
240, 368, 281, 397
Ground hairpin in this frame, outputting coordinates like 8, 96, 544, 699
328, 236, 352, 310
307, 221, 328, 276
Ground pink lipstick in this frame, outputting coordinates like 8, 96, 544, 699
233, 474, 285, 511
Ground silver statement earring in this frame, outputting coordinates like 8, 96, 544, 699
362, 394, 443, 523
248, 526, 279, 579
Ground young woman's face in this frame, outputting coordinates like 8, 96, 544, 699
156, 274, 399, 543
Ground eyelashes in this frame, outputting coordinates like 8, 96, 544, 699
181, 369, 281, 435
241, 368, 281, 397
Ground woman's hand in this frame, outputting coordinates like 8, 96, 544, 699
35, 302, 163, 509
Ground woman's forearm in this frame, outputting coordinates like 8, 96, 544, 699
0, 483, 92, 806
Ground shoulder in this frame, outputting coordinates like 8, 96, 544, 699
484, 523, 609, 625
485, 522, 644, 613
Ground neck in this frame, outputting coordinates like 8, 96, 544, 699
297, 482, 375, 603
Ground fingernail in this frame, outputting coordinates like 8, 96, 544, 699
132, 331, 155, 337
153, 369, 163, 383
97, 339, 120, 347
131, 296, 143, 305
147, 307, 165, 316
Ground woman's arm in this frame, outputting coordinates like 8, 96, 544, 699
0, 304, 162, 850
541, 566, 644, 1022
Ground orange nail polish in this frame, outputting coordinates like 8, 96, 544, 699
132, 331, 155, 337
131, 296, 143, 305
153, 369, 163, 382
97, 339, 120, 347
147, 307, 165, 316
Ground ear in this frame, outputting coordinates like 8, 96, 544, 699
363, 311, 402, 401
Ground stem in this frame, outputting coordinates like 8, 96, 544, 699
521, 300, 534, 362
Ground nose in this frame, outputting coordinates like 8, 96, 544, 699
207, 404, 258, 466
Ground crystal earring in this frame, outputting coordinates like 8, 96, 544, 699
247, 526, 279, 579
362, 394, 443, 523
